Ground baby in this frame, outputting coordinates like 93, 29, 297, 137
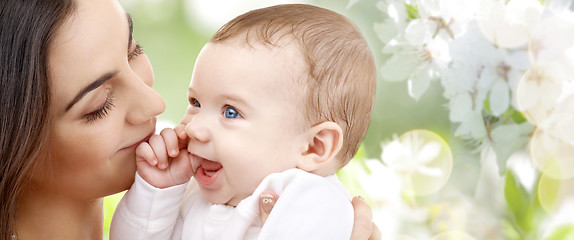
111, 4, 376, 239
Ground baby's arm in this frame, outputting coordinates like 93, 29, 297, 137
136, 124, 193, 188
110, 172, 187, 240
110, 125, 191, 240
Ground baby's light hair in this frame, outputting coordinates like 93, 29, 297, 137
211, 4, 376, 166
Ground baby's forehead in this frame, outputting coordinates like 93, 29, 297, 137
198, 38, 308, 99
218, 36, 307, 84
219, 26, 298, 48
214, 29, 301, 56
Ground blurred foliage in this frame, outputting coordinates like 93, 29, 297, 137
546, 225, 574, 240
104, 192, 125, 239
504, 170, 545, 239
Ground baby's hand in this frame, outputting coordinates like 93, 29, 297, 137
135, 124, 193, 188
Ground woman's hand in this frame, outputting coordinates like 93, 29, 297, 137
258, 193, 381, 240
258, 192, 278, 224
350, 196, 381, 240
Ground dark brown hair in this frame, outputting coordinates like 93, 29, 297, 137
0, 0, 75, 238
211, 4, 377, 166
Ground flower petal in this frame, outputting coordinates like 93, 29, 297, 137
408, 67, 432, 100
380, 52, 421, 82
489, 79, 510, 116
417, 141, 442, 164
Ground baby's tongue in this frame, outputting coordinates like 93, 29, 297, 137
201, 159, 222, 176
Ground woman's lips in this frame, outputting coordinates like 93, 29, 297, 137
120, 131, 154, 151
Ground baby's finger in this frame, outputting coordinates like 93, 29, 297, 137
174, 124, 188, 141
148, 134, 169, 169
135, 142, 157, 166
174, 124, 189, 150
160, 128, 179, 158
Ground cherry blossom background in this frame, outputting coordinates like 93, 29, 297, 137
104, 0, 574, 239
343, 0, 574, 239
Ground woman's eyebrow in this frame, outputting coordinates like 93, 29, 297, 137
65, 71, 118, 112
65, 14, 132, 113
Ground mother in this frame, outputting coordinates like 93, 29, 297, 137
0, 0, 378, 239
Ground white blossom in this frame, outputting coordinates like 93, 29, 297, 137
382, 135, 443, 177
381, 130, 452, 196
476, 0, 543, 48
369, 0, 574, 236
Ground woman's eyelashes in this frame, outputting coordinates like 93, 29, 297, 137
82, 40, 141, 124
85, 94, 115, 123
128, 42, 143, 61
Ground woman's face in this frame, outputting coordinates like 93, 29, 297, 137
42, 0, 165, 199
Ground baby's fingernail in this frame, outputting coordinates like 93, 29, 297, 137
260, 193, 276, 214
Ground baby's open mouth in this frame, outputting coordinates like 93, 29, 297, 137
200, 158, 222, 176
194, 156, 223, 186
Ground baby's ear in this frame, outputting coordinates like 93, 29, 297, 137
298, 121, 343, 174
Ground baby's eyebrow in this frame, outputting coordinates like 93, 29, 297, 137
187, 88, 197, 103
221, 93, 250, 107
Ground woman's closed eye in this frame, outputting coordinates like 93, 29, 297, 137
85, 93, 115, 123
223, 105, 242, 119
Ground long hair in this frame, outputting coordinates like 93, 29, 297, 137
0, 0, 75, 238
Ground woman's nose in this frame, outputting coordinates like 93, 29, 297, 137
125, 77, 166, 125
185, 115, 211, 143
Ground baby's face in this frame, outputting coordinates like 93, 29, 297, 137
181, 40, 308, 206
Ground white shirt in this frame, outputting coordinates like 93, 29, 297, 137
111, 168, 354, 240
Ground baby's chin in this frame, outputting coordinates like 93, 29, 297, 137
200, 189, 247, 207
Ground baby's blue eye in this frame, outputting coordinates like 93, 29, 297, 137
190, 98, 200, 108
224, 106, 240, 119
